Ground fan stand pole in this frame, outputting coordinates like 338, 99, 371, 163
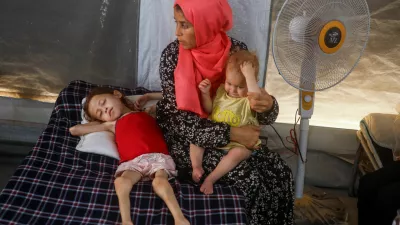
295, 117, 309, 198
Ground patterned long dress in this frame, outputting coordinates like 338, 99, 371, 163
156, 38, 294, 225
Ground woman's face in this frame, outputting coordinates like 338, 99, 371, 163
174, 7, 196, 49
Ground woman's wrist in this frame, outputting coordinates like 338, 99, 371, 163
264, 95, 275, 113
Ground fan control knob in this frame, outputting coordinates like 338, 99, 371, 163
304, 95, 312, 103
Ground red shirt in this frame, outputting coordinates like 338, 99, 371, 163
115, 112, 169, 163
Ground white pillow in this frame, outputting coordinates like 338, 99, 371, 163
75, 95, 158, 159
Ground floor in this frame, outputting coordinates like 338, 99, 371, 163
0, 142, 33, 190
293, 186, 358, 225
0, 120, 45, 190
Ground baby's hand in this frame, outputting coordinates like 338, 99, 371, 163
240, 61, 256, 78
198, 79, 211, 95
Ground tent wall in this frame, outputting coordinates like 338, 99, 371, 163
0, 0, 274, 123
0, 0, 140, 102
0, 0, 273, 99
1, 0, 399, 156
0, 97, 52, 124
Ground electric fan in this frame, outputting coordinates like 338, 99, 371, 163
272, 0, 370, 198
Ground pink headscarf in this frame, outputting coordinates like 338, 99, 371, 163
174, 0, 233, 118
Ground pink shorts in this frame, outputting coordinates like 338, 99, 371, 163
115, 153, 177, 180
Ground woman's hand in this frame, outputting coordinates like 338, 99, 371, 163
230, 125, 261, 149
134, 94, 150, 111
144, 105, 157, 117
247, 88, 274, 113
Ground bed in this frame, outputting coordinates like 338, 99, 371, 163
0, 80, 247, 225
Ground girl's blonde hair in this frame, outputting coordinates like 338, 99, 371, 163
83, 87, 129, 121
227, 50, 259, 79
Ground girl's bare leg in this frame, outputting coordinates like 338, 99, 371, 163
190, 144, 205, 183
200, 147, 252, 195
152, 170, 190, 225
114, 170, 142, 225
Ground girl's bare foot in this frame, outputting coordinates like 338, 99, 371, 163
192, 167, 204, 183
200, 178, 214, 195
122, 221, 134, 225
175, 216, 190, 225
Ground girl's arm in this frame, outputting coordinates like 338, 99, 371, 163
200, 93, 213, 114
198, 79, 213, 114
241, 61, 279, 125
146, 92, 163, 101
241, 61, 261, 94
69, 121, 115, 136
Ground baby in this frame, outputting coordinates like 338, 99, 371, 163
69, 87, 189, 225
191, 50, 262, 195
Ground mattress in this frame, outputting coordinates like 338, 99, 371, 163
0, 80, 247, 225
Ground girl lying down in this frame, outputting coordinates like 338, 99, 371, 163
69, 87, 190, 225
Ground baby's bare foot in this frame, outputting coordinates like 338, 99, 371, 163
122, 221, 134, 225
192, 167, 204, 183
175, 217, 190, 225
200, 178, 214, 195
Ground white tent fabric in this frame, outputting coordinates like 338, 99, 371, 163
266, 0, 400, 130
137, 0, 272, 90
137, 0, 176, 91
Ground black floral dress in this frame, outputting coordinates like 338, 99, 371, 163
156, 38, 294, 225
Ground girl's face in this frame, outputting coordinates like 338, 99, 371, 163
224, 67, 248, 98
88, 91, 126, 122
174, 7, 196, 50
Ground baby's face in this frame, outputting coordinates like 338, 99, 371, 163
88, 92, 125, 122
224, 67, 248, 98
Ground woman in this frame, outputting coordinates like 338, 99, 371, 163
358, 162, 400, 225
155, 0, 294, 224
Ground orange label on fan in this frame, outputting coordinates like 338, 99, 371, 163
301, 91, 314, 111
319, 20, 346, 54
